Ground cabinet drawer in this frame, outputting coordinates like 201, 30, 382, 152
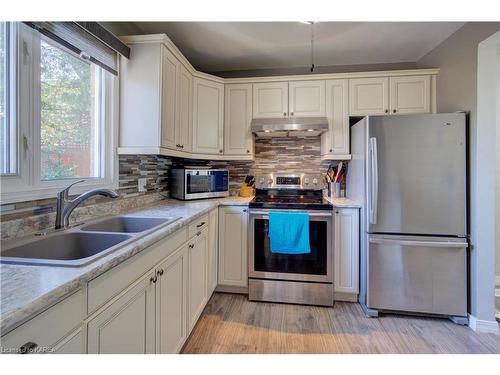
88, 227, 188, 314
188, 214, 208, 238
1, 290, 84, 354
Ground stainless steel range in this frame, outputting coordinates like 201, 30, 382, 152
248, 173, 334, 306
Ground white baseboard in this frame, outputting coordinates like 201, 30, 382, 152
468, 314, 500, 333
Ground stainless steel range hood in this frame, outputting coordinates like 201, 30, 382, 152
251, 117, 329, 137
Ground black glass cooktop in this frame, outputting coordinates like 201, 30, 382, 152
249, 189, 333, 211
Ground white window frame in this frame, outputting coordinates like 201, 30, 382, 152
0, 23, 118, 204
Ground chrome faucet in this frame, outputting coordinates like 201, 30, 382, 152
55, 180, 119, 229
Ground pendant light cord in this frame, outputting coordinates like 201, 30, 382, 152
310, 22, 315, 72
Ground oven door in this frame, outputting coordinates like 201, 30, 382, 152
248, 209, 333, 283
185, 169, 229, 199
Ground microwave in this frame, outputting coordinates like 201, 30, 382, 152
170, 168, 229, 200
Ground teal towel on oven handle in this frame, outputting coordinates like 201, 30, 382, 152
268, 211, 311, 254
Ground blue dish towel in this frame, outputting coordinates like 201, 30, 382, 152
268, 211, 310, 254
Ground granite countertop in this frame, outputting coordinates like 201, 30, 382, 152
324, 196, 362, 208
0, 196, 252, 334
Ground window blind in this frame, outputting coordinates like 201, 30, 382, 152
24, 22, 130, 75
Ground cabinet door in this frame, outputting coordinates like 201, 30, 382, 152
218, 206, 248, 287
207, 208, 219, 295
289, 80, 325, 117
177, 64, 193, 151
321, 79, 349, 155
192, 78, 224, 155
349, 77, 389, 116
188, 230, 208, 331
87, 271, 156, 354
252, 82, 288, 119
52, 329, 84, 354
389, 75, 431, 114
156, 245, 188, 354
334, 208, 360, 294
160, 45, 180, 150
224, 84, 253, 156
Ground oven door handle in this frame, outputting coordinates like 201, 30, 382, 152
249, 210, 332, 218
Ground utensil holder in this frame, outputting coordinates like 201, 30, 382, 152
329, 182, 341, 198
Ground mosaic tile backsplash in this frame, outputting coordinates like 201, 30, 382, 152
0, 136, 343, 239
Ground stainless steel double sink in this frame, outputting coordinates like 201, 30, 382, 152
0, 216, 181, 267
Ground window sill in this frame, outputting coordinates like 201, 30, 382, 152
0, 180, 119, 205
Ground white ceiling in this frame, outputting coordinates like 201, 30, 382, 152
120, 22, 465, 72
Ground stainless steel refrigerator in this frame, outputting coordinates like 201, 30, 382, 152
348, 113, 468, 324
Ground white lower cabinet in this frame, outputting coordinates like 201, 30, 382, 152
156, 245, 189, 354
0, 290, 84, 354
87, 271, 157, 354
218, 206, 248, 288
187, 229, 209, 331
334, 208, 360, 299
52, 329, 84, 354
207, 208, 219, 295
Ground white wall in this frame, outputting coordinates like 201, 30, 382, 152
418, 22, 500, 329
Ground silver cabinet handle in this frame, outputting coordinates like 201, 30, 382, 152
243, 209, 248, 213
393, 109, 397, 113
369, 137, 378, 225
283, 112, 287, 117
189, 244, 194, 249
150, 275, 157, 284
290, 112, 294, 116
249, 210, 331, 217
196, 221, 206, 228
369, 238, 468, 248
157, 269, 164, 276
20, 342, 38, 354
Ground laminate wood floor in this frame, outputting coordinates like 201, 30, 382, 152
181, 293, 500, 354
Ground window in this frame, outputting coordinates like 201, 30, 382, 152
0, 23, 118, 203
39, 38, 102, 180
0, 22, 15, 175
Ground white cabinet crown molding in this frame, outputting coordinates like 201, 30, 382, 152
120, 34, 439, 86
120, 34, 224, 84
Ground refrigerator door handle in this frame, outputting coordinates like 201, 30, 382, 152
369, 237, 468, 248
369, 137, 378, 224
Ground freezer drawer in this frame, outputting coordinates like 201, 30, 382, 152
367, 235, 467, 317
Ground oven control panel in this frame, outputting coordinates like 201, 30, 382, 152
255, 174, 324, 190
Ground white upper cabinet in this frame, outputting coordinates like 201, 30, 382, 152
289, 80, 325, 117
160, 45, 180, 150
253, 82, 289, 118
177, 64, 193, 151
192, 77, 224, 155
224, 84, 253, 157
389, 75, 431, 114
349, 77, 390, 116
321, 79, 349, 157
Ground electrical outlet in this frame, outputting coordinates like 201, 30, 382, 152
138, 178, 147, 193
